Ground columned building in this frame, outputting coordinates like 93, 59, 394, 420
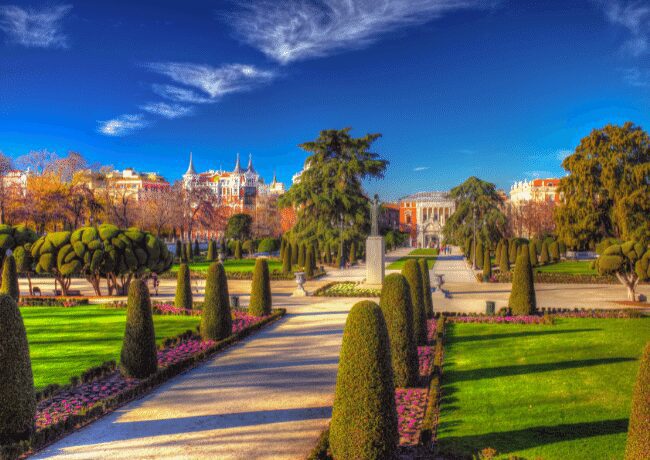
510, 178, 561, 206
399, 191, 455, 248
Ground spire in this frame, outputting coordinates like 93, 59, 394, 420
271, 171, 277, 185
233, 152, 242, 173
185, 152, 196, 176
247, 153, 255, 173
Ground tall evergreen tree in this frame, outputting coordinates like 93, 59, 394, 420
1, 254, 20, 302
201, 262, 232, 340
482, 248, 492, 281
499, 242, 510, 273
120, 280, 157, 378
509, 244, 536, 315
282, 243, 292, 274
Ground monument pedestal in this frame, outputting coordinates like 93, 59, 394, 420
365, 236, 385, 287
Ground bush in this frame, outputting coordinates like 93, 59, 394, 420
549, 241, 560, 262
402, 259, 427, 345
349, 241, 357, 265
528, 242, 537, 267
249, 258, 271, 316
175, 263, 192, 309
120, 280, 157, 378
540, 240, 550, 265
475, 239, 484, 269
1, 254, 20, 302
298, 243, 306, 268
194, 239, 200, 257
291, 242, 298, 265
282, 243, 292, 274
379, 274, 418, 388
508, 239, 518, 265
482, 248, 492, 281
201, 262, 232, 341
625, 341, 650, 459
305, 246, 314, 278
175, 240, 182, 260
243, 239, 255, 256
499, 241, 509, 273
0, 294, 36, 442
329, 300, 398, 460
419, 258, 434, 318
185, 241, 193, 263
508, 244, 536, 315
207, 240, 215, 261
234, 240, 242, 259
258, 238, 276, 254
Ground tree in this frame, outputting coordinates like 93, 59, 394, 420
402, 259, 427, 345
0, 294, 36, 442
120, 280, 157, 378
249, 258, 271, 316
499, 240, 510, 273
540, 240, 550, 265
176, 240, 182, 261
201, 262, 232, 340
234, 240, 242, 259
509, 244, 536, 315
593, 239, 650, 301
226, 213, 253, 241
482, 248, 492, 281
1, 254, 19, 302
419, 258, 433, 318
379, 274, 418, 388
625, 342, 650, 459
194, 239, 200, 257
329, 300, 398, 459
475, 239, 484, 270
298, 242, 305, 268
243, 239, 255, 256
556, 122, 650, 249
305, 245, 314, 278
0, 152, 15, 225
528, 241, 538, 267
207, 240, 215, 261
175, 263, 192, 309
282, 243, 292, 274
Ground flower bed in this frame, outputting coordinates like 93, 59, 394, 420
396, 388, 428, 446
312, 282, 381, 297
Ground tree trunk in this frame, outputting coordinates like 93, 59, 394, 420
616, 272, 638, 302
27, 273, 33, 296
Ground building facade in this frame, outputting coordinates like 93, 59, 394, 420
510, 178, 561, 206
399, 191, 455, 247
85, 168, 170, 200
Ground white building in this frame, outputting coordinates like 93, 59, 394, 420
510, 178, 561, 206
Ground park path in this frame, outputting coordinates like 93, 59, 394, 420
431, 246, 477, 283
33, 297, 358, 460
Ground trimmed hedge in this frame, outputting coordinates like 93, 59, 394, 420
499, 241, 509, 273
175, 263, 192, 310
419, 258, 434, 318
249, 258, 271, 316
329, 300, 398, 460
482, 248, 492, 281
625, 341, 650, 460
120, 280, 157, 378
509, 244, 536, 315
282, 244, 292, 274
200, 262, 232, 341
402, 259, 427, 345
528, 242, 537, 267
1, 254, 20, 302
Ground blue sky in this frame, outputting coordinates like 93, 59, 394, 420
0, 0, 649, 200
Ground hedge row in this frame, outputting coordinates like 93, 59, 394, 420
420, 316, 446, 445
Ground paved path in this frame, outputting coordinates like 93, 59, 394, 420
33, 297, 358, 460
431, 247, 477, 283
322, 246, 412, 282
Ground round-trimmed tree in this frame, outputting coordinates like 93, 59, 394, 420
175, 263, 193, 309
120, 280, 157, 378
625, 341, 650, 460
418, 258, 433, 318
0, 294, 35, 442
201, 262, 232, 340
499, 241, 510, 273
402, 259, 427, 345
508, 244, 536, 315
249, 258, 271, 316
1, 254, 20, 302
329, 300, 398, 460
379, 274, 418, 388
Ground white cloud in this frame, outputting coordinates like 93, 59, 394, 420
622, 67, 650, 86
141, 102, 193, 119
556, 149, 573, 161
0, 4, 72, 48
97, 114, 148, 137
151, 84, 215, 104
413, 166, 430, 171
146, 62, 275, 99
226, 0, 493, 64
602, 1, 650, 56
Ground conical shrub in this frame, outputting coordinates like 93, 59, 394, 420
201, 262, 232, 340
305, 246, 314, 278
475, 239, 484, 270
418, 258, 433, 318
1, 254, 20, 302
298, 243, 305, 268
249, 258, 271, 316
540, 240, 550, 264
495, 240, 502, 266
120, 280, 157, 378
330, 300, 398, 459
380, 274, 418, 388
482, 248, 492, 281
528, 241, 537, 267
234, 240, 242, 259
185, 241, 193, 262
625, 341, 650, 459
175, 263, 192, 309
0, 294, 36, 442
508, 239, 517, 264
508, 244, 536, 315
549, 241, 560, 262
402, 259, 427, 345
282, 243, 292, 274
175, 240, 182, 261
499, 241, 510, 273
207, 240, 215, 261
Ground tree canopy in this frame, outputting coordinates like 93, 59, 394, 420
225, 213, 253, 241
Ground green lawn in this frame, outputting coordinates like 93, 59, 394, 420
437, 318, 650, 459
171, 258, 283, 273
535, 260, 597, 275
387, 248, 438, 270
23, 306, 200, 389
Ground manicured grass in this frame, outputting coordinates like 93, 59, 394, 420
535, 260, 597, 275
437, 318, 650, 459
387, 249, 438, 270
22, 306, 200, 389
171, 258, 283, 273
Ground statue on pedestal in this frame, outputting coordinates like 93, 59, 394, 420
370, 194, 380, 237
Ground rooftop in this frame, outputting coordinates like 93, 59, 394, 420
399, 191, 451, 202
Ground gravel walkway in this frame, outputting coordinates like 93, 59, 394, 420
431, 247, 477, 283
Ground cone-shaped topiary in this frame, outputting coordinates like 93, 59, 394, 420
540, 240, 550, 265
508, 239, 518, 264
305, 246, 314, 278
0, 294, 36, 442
475, 239, 484, 269
508, 244, 536, 315
175, 240, 182, 261
175, 263, 192, 309
120, 280, 157, 378
201, 262, 232, 340
234, 240, 242, 259
482, 248, 492, 281
500, 241, 509, 273
418, 258, 433, 318
379, 274, 418, 388
495, 240, 502, 266
528, 241, 537, 267
282, 243, 292, 274
330, 300, 398, 460
549, 241, 560, 262
1, 254, 20, 302
402, 259, 427, 345
625, 341, 650, 459
185, 241, 193, 262
207, 240, 215, 261
249, 258, 271, 316
297, 243, 305, 268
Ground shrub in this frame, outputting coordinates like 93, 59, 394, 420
298, 243, 306, 268
120, 280, 157, 378
379, 274, 418, 387
475, 239, 484, 269
194, 239, 200, 257
329, 300, 398, 460
549, 241, 560, 262
175, 240, 182, 260
282, 243, 292, 274
201, 263, 232, 340
279, 238, 286, 260
508, 239, 518, 264
258, 238, 276, 254
207, 240, 215, 261
249, 258, 271, 316
482, 248, 492, 281
528, 242, 537, 267
625, 341, 650, 460
499, 241, 509, 273
175, 263, 192, 309
243, 239, 254, 256
495, 240, 502, 266
1, 254, 20, 302
508, 244, 536, 315
402, 259, 427, 345
234, 240, 242, 259
349, 241, 357, 265
185, 241, 193, 263
305, 246, 314, 278
540, 240, 550, 264
0, 294, 36, 442
419, 258, 434, 318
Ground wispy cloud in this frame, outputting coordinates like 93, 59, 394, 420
140, 102, 193, 119
226, 0, 493, 64
622, 67, 650, 86
152, 84, 215, 104
97, 114, 148, 137
413, 166, 430, 171
146, 62, 275, 99
601, 0, 650, 56
0, 4, 72, 48
556, 149, 573, 161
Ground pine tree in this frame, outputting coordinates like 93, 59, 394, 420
201, 262, 232, 340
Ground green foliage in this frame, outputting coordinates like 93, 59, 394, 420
625, 342, 650, 460
234, 240, 242, 260
185, 241, 193, 263
508, 239, 518, 264
419, 258, 434, 318
282, 243, 292, 274
120, 280, 157, 378
1, 254, 20, 301
0, 294, 36, 442
329, 300, 398, 460
298, 243, 306, 268
482, 248, 492, 281
206, 240, 215, 261
291, 242, 298, 265
499, 241, 509, 273
257, 238, 277, 254
226, 213, 253, 241
349, 241, 357, 264
243, 239, 254, 256
305, 245, 314, 277
200, 263, 232, 341
540, 240, 550, 265
475, 239, 484, 269
279, 238, 286, 260
495, 240, 502, 266
402, 259, 427, 345
549, 241, 560, 262
13, 245, 33, 274
249, 258, 271, 316
379, 274, 418, 387
528, 241, 537, 267
594, 239, 650, 300
174, 263, 192, 309
508, 244, 536, 315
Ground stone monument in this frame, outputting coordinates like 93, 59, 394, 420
365, 194, 385, 287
